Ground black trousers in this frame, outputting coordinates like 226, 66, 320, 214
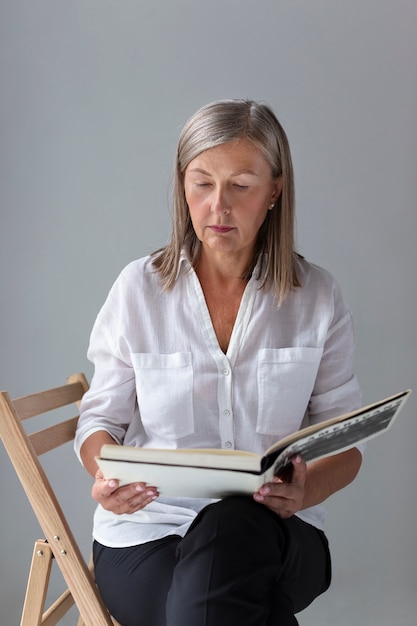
93, 496, 331, 626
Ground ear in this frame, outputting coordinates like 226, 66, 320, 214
269, 175, 284, 209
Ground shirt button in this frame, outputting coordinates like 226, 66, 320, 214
225, 441, 233, 448
223, 368, 230, 376
223, 409, 230, 416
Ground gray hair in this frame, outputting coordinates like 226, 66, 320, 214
152, 99, 300, 302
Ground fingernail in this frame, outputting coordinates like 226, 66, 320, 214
135, 484, 145, 492
109, 480, 117, 488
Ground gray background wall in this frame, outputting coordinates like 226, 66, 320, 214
1, 1, 416, 624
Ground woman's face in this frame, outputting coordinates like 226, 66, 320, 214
184, 140, 282, 264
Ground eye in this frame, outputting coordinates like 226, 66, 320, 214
234, 184, 249, 191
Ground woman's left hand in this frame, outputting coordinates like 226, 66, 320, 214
253, 455, 306, 518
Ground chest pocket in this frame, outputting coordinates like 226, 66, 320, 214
131, 352, 194, 440
257, 347, 323, 436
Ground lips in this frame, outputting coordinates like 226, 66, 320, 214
209, 225, 234, 233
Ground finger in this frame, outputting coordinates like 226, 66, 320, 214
109, 481, 156, 501
96, 479, 154, 501
252, 490, 291, 518
255, 476, 287, 498
98, 478, 121, 498
253, 483, 277, 501
124, 489, 159, 513
101, 483, 159, 510
111, 486, 159, 514
290, 455, 306, 484
121, 483, 159, 502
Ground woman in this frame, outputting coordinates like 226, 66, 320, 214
75, 99, 363, 626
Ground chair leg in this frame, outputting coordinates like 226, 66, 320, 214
20, 540, 54, 626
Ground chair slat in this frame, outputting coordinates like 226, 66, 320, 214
29, 416, 79, 456
0, 373, 115, 625
13, 382, 85, 420
43, 588, 75, 625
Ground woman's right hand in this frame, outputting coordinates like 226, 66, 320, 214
92, 469, 159, 515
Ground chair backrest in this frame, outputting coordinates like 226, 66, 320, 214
0, 373, 115, 626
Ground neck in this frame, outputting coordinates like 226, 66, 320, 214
195, 247, 255, 287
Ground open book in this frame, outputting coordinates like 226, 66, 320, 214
96, 389, 411, 498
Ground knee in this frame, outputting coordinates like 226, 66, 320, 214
188, 495, 285, 546
179, 496, 290, 576
209, 495, 261, 522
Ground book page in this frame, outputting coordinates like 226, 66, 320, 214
273, 395, 407, 474
263, 389, 410, 460
99, 445, 262, 472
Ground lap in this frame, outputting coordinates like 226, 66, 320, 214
94, 496, 331, 626
175, 496, 331, 614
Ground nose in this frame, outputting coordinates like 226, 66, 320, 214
211, 186, 230, 214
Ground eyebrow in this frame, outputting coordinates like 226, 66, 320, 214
187, 167, 259, 177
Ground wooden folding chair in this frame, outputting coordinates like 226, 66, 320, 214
0, 373, 121, 626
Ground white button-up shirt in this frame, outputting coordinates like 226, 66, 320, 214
75, 252, 361, 547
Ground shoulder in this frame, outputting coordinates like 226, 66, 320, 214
92, 256, 165, 332
292, 256, 351, 326
117, 249, 191, 287
117, 255, 155, 281
94, 256, 162, 319
295, 256, 339, 290
105, 252, 192, 308
109, 255, 163, 294
294, 256, 346, 303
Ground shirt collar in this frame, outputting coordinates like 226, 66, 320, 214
174, 248, 193, 281
175, 248, 266, 284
